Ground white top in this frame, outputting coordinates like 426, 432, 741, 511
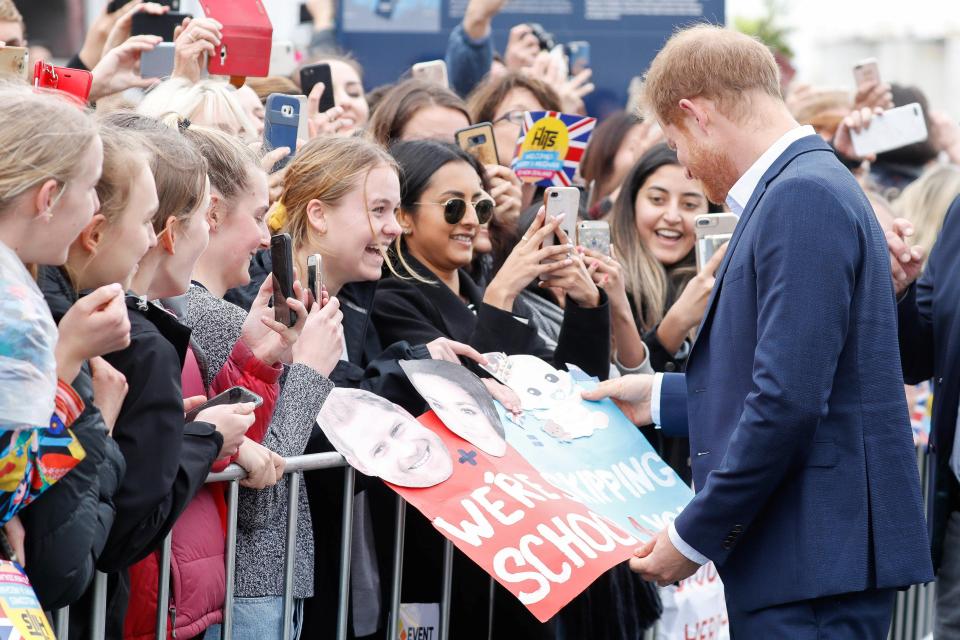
725, 125, 817, 215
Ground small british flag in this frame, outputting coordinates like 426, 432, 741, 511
511, 111, 596, 187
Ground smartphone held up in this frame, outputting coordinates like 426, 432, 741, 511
270, 233, 297, 328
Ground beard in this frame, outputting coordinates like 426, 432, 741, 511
684, 137, 740, 206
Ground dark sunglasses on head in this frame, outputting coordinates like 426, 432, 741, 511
415, 198, 496, 225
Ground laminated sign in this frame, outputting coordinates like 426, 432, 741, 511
0, 562, 54, 639
511, 111, 596, 187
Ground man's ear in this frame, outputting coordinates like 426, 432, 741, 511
32, 179, 60, 219
78, 214, 108, 253
678, 98, 711, 135
306, 199, 327, 235
160, 215, 178, 254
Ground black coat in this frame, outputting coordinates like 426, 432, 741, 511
88, 295, 222, 639
23, 267, 126, 610
371, 250, 612, 380
301, 279, 432, 639
898, 197, 960, 571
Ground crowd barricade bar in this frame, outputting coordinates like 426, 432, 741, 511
222, 479, 240, 639
336, 467, 356, 640
46, 444, 941, 640
387, 495, 406, 640
282, 469, 301, 640
439, 540, 454, 640
155, 533, 173, 639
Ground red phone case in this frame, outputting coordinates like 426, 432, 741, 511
200, 0, 273, 78
33, 61, 92, 104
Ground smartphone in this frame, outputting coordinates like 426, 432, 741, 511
109, 0, 180, 11
0, 46, 28, 79
200, 0, 274, 78
33, 61, 92, 103
566, 41, 590, 75
263, 93, 307, 169
543, 187, 580, 247
411, 60, 448, 88
269, 40, 297, 77
850, 102, 928, 158
131, 12, 191, 41
270, 233, 297, 327
455, 123, 498, 165
300, 63, 335, 112
576, 220, 610, 256
140, 42, 176, 78
694, 213, 738, 272
185, 386, 263, 422
307, 254, 323, 307
853, 57, 881, 90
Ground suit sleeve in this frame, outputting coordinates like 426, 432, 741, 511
897, 200, 956, 384
658, 372, 689, 438
98, 330, 222, 571
674, 178, 860, 566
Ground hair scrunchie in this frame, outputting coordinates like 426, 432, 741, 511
267, 200, 288, 234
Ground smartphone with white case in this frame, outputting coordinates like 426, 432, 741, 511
850, 102, 928, 158
694, 213, 738, 272
543, 187, 580, 248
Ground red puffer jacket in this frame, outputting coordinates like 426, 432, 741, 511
123, 340, 280, 639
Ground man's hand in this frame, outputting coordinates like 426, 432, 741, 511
581, 374, 653, 425
885, 218, 925, 296
628, 527, 700, 586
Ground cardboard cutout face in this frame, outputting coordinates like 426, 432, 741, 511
316, 387, 453, 487
400, 360, 507, 457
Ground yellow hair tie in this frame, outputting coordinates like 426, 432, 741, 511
268, 200, 288, 234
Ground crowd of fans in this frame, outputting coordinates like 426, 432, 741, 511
0, 0, 957, 638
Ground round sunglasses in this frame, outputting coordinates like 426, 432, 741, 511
414, 198, 496, 225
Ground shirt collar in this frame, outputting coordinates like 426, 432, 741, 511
725, 125, 817, 215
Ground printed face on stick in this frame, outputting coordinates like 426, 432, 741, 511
317, 387, 453, 487
401, 360, 507, 457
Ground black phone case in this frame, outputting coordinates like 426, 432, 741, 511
185, 386, 262, 422
300, 64, 335, 112
270, 234, 297, 327
131, 12, 191, 41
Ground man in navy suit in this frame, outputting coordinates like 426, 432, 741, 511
584, 25, 933, 636
887, 199, 960, 637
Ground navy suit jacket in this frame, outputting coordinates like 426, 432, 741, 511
658, 135, 933, 612
898, 198, 960, 572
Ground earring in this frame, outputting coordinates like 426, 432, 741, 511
402, 227, 412, 235
41, 209, 53, 222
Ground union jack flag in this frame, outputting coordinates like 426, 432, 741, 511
512, 111, 596, 187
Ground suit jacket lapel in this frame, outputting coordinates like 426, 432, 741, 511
689, 136, 832, 363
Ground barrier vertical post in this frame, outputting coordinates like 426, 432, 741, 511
336, 467, 356, 640
439, 540, 454, 640
155, 533, 172, 639
387, 495, 406, 640
90, 571, 107, 640
222, 479, 240, 639
282, 472, 301, 640
54, 605, 69, 639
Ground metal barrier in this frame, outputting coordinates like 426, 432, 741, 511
49, 447, 938, 640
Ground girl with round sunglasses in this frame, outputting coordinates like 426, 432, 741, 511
375, 139, 611, 381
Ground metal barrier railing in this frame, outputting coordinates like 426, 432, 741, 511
48, 446, 938, 640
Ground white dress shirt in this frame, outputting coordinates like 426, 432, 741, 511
653, 125, 818, 565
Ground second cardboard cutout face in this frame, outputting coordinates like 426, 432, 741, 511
400, 360, 507, 457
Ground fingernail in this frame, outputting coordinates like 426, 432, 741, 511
900, 252, 911, 262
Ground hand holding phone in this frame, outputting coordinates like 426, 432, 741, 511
576, 220, 610, 256
850, 102, 928, 158
307, 254, 324, 308
270, 233, 298, 327
185, 386, 263, 422
199, 0, 273, 78
263, 93, 307, 170
543, 187, 580, 247
196, 401, 257, 458
694, 213, 737, 272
